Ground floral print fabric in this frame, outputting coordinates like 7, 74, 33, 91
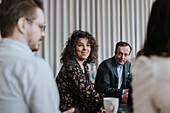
56, 59, 103, 113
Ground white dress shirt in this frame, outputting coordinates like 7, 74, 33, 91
117, 65, 123, 89
0, 38, 61, 113
131, 56, 170, 113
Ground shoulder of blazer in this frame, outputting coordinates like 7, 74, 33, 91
98, 56, 116, 68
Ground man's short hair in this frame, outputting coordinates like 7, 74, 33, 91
115, 41, 132, 55
0, 0, 43, 37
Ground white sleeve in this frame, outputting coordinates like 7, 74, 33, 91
23, 60, 61, 113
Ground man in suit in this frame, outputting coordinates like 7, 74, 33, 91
94, 41, 132, 104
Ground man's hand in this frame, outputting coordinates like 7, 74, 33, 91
121, 89, 129, 104
124, 89, 129, 94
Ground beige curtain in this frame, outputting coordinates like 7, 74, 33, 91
38, 0, 155, 76
0, 0, 155, 76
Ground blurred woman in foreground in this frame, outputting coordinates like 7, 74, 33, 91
131, 0, 170, 113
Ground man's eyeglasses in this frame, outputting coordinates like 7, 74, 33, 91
26, 18, 46, 32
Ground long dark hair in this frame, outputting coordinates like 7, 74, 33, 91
60, 30, 98, 64
144, 0, 170, 57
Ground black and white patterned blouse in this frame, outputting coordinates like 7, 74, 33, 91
56, 58, 103, 113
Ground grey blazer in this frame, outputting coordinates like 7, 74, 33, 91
94, 56, 131, 102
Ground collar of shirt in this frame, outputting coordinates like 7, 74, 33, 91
1, 38, 32, 54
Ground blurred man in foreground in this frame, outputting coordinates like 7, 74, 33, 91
0, 0, 74, 113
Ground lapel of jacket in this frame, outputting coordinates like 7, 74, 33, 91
124, 63, 127, 78
122, 64, 126, 88
111, 56, 119, 78
122, 62, 129, 88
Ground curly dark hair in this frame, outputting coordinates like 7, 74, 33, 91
60, 30, 98, 64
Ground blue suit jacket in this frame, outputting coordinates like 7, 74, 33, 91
94, 56, 132, 102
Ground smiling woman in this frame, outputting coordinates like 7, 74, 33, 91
56, 30, 104, 113
74, 38, 91, 73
